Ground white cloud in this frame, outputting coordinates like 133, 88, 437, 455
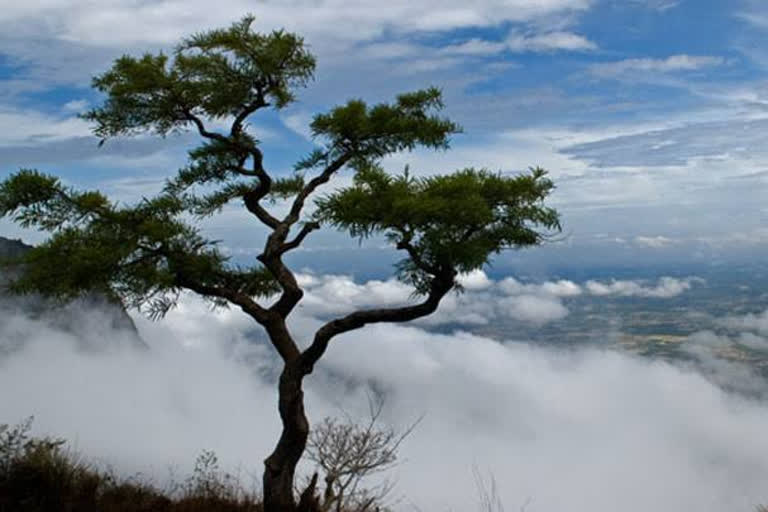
499, 276, 582, 297
585, 277, 700, 298
498, 293, 570, 323
633, 235, 677, 248
740, 12, 768, 30
632, 0, 679, 11
506, 31, 597, 52
295, 272, 579, 326
0, 107, 89, 145
280, 111, 316, 142
293, 272, 700, 327
589, 55, 725, 78
296, 273, 414, 316
0, 1, 594, 48
737, 332, 768, 351
457, 269, 494, 291
695, 228, 768, 250
62, 99, 89, 112
720, 309, 768, 336
0, 301, 281, 478
440, 38, 508, 56
3, 292, 768, 512
494, 277, 579, 323
295, 273, 487, 325
416, 291, 493, 326
737, 2, 768, 30
539, 279, 583, 297
358, 38, 511, 61
680, 331, 766, 396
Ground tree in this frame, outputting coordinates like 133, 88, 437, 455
0, 16, 560, 512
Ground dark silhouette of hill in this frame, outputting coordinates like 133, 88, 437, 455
0, 236, 147, 350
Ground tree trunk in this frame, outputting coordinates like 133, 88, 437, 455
263, 363, 310, 512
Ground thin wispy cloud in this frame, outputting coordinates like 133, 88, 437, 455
633, 235, 678, 249
506, 31, 597, 52
589, 55, 725, 78
585, 276, 702, 298
633, 0, 680, 11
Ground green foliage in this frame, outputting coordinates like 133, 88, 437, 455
0, 169, 109, 231
83, 15, 314, 140
305, 87, 461, 170
166, 135, 260, 195
0, 171, 277, 318
180, 183, 255, 217
0, 15, 557, 323
267, 176, 306, 204
316, 165, 560, 292
178, 16, 315, 109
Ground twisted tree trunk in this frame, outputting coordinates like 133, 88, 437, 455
260, 272, 455, 511
263, 364, 310, 511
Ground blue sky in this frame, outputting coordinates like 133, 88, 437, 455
2, 0, 768, 275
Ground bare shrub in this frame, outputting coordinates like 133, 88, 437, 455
473, 466, 532, 512
304, 396, 419, 512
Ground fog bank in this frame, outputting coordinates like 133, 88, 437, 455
0, 285, 767, 511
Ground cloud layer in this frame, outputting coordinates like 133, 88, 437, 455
294, 271, 699, 326
1, 283, 768, 511
585, 276, 701, 298
0, 1, 593, 47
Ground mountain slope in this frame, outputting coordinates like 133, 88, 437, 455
0, 236, 147, 350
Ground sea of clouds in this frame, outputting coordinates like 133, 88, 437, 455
1, 271, 767, 511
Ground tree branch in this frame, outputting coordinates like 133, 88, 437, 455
284, 154, 350, 227
395, 238, 438, 275
175, 273, 301, 362
182, 108, 230, 144
259, 251, 304, 319
231, 93, 268, 138
175, 274, 269, 323
252, 153, 352, 319
279, 221, 320, 255
137, 241, 271, 324
299, 272, 455, 373
242, 146, 281, 228
245, 191, 280, 229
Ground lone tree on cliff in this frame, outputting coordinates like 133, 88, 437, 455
0, 17, 560, 512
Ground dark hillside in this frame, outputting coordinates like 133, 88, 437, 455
0, 236, 146, 350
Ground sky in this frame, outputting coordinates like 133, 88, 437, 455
2, 0, 768, 273
5, 3, 768, 510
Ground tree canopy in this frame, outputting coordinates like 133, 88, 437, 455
316, 164, 559, 292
